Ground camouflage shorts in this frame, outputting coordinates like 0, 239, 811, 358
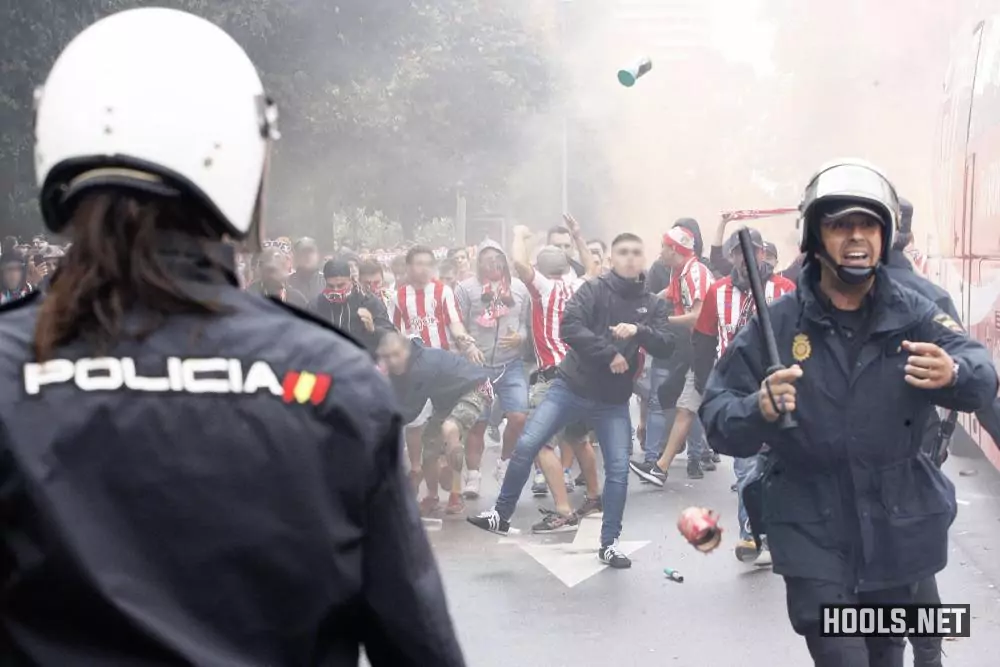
422, 386, 492, 461
529, 377, 591, 445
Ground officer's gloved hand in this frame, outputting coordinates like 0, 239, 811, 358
758, 365, 803, 422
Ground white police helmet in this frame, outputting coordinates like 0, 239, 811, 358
797, 158, 900, 260
33, 8, 279, 240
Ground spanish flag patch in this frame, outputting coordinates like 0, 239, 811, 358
282, 371, 333, 405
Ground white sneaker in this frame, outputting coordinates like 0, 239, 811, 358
755, 537, 773, 567
463, 470, 482, 499
494, 459, 509, 485
563, 469, 575, 494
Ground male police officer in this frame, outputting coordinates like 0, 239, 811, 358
700, 160, 998, 667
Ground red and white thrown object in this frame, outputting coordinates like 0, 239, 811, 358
677, 507, 723, 553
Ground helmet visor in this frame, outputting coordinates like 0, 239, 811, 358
804, 163, 898, 225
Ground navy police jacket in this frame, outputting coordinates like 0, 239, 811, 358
700, 263, 998, 592
0, 240, 465, 667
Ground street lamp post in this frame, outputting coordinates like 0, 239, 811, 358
559, 0, 573, 215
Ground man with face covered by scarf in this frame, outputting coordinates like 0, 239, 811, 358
691, 228, 795, 564
455, 240, 531, 498
311, 259, 395, 357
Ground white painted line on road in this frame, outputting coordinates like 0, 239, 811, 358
421, 517, 443, 531
516, 514, 649, 588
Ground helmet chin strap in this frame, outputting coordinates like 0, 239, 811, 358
817, 250, 876, 286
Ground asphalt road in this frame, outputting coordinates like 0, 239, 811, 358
423, 438, 1000, 667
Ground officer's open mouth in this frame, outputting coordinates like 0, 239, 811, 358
842, 251, 869, 265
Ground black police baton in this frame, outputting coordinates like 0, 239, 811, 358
737, 228, 797, 430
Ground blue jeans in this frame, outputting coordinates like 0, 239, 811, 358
478, 359, 529, 422
733, 455, 759, 541
643, 366, 708, 464
495, 378, 632, 546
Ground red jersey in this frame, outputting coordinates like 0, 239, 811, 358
695, 274, 796, 357
526, 272, 584, 370
664, 256, 711, 316
391, 280, 461, 350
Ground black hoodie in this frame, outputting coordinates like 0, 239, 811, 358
558, 272, 675, 404
311, 287, 395, 357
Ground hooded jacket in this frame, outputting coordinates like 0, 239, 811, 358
455, 240, 530, 367
558, 271, 675, 404
310, 286, 395, 357
389, 339, 490, 423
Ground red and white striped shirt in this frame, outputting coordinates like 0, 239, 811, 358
391, 280, 462, 350
526, 271, 584, 370
695, 274, 796, 357
664, 256, 711, 316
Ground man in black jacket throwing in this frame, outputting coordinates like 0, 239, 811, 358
469, 233, 675, 569
311, 259, 395, 357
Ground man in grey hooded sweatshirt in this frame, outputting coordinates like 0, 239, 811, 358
456, 240, 532, 499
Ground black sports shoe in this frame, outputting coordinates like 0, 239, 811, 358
700, 452, 717, 471
467, 509, 512, 536
629, 460, 667, 486
687, 459, 705, 480
532, 508, 579, 534
599, 540, 632, 569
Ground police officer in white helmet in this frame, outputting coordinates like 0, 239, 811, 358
0, 9, 464, 666
701, 159, 997, 666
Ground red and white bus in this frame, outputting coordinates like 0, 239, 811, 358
932, 9, 1000, 470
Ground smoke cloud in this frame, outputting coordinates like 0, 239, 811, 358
506, 0, 975, 264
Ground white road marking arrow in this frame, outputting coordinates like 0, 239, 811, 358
510, 513, 649, 588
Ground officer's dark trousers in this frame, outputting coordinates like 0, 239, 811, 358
785, 577, 911, 667
909, 576, 942, 667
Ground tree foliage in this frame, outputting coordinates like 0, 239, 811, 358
0, 0, 555, 244
412, 217, 456, 248
331, 208, 403, 250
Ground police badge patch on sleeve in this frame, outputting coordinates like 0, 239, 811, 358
932, 313, 964, 333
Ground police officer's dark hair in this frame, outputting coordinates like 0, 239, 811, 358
446, 247, 467, 259
34, 192, 226, 361
547, 226, 571, 242
405, 245, 435, 265
611, 232, 643, 247
357, 259, 383, 278
588, 239, 607, 252
439, 258, 458, 274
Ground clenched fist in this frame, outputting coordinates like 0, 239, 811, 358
758, 365, 803, 422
